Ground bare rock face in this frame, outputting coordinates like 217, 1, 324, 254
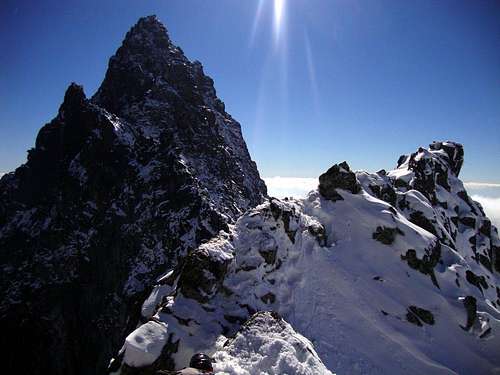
318, 161, 361, 201
0, 15, 266, 375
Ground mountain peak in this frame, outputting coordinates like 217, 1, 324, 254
92, 15, 202, 117
123, 15, 173, 51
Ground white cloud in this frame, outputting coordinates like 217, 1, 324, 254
471, 195, 500, 229
263, 177, 317, 198
464, 182, 500, 189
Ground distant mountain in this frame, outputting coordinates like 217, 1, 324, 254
0, 15, 266, 375
116, 141, 500, 374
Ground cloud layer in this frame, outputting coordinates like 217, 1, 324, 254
264, 177, 317, 199
464, 182, 500, 188
471, 195, 500, 229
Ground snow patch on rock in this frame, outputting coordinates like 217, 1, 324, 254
123, 321, 169, 368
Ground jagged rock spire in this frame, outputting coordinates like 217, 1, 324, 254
93, 15, 219, 119
429, 141, 464, 176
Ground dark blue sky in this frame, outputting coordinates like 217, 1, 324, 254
1, 0, 499, 181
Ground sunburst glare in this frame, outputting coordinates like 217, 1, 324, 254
273, 0, 286, 42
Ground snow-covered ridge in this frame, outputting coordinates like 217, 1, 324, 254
116, 141, 500, 374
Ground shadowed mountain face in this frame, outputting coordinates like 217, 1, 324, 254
0, 16, 266, 375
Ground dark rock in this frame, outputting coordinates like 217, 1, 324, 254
493, 245, 500, 273
269, 199, 298, 244
372, 226, 404, 245
461, 296, 477, 331
429, 141, 464, 177
370, 184, 397, 207
400, 142, 463, 203
401, 243, 441, 288
178, 248, 232, 303
459, 216, 476, 228
479, 254, 492, 272
406, 311, 423, 326
394, 178, 409, 189
318, 161, 361, 201
457, 190, 478, 215
259, 245, 278, 265
397, 154, 408, 168
465, 270, 488, 294
479, 220, 491, 237
406, 305, 435, 326
224, 315, 247, 325
409, 211, 437, 236
260, 292, 276, 304
308, 223, 327, 246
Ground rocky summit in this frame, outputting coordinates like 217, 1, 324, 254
1, 15, 500, 375
0, 15, 265, 375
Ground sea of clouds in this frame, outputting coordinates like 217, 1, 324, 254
264, 177, 500, 229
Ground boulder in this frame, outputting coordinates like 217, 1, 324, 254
318, 161, 361, 201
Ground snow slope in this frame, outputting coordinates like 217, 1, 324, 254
116, 141, 500, 374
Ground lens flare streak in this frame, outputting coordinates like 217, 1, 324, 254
273, 0, 285, 42
249, 0, 265, 47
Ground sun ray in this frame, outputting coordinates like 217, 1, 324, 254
304, 30, 320, 116
249, 0, 265, 48
273, 0, 286, 43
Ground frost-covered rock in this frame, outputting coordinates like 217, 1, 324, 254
213, 311, 334, 375
0, 15, 265, 375
121, 142, 500, 375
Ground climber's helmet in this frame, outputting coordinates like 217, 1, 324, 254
189, 353, 213, 372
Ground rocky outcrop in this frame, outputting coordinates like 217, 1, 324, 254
0, 15, 266, 375
406, 305, 435, 326
318, 161, 360, 201
372, 226, 404, 245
